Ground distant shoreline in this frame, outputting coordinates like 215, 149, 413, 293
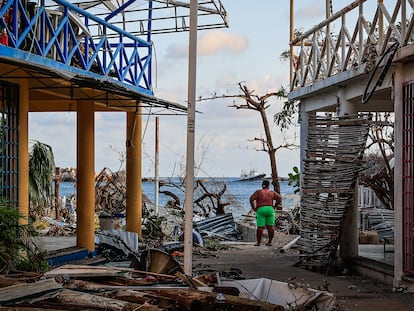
60, 176, 290, 182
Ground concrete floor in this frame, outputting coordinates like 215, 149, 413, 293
34, 235, 395, 266
33, 234, 414, 310
359, 244, 394, 266
192, 241, 414, 311
33, 236, 78, 253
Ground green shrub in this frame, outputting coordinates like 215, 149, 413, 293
0, 204, 48, 273
288, 166, 300, 194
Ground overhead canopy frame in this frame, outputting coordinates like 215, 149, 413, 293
50, 0, 229, 36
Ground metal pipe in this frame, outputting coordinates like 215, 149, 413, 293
280, 235, 300, 253
154, 116, 159, 215
183, 0, 198, 276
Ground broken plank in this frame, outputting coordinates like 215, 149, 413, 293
0, 275, 20, 288
53, 289, 140, 310
153, 289, 284, 311
44, 265, 125, 278
0, 307, 67, 311
0, 278, 62, 304
45, 264, 178, 280
110, 289, 177, 310
67, 279, 187, 291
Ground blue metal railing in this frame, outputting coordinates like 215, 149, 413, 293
0, 0, 153, 95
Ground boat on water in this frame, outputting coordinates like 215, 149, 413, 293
237, 169, 266, 181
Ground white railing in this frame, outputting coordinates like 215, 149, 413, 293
358, 185, 384, 209
290, 0, 414, 91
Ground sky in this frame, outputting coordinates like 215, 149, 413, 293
28, 1, 338, 178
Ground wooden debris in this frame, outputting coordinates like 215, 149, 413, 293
150, 288, 283, 310
1, 275, 284, 310
110, 289, 174, 310
0, 275, 23, 288
44, 264, 127, 278
176, 271, 204, 289
51, 289, 140, 310
45, 264, 179, 281
0, 278, 62, 304
0, 259, 287, 310
0, 307, 67, 311
297, 114, 371, 272
95, 167, 127, 215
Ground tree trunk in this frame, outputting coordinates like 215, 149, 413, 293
259, 108, 280, 193
54, 289, 140, 310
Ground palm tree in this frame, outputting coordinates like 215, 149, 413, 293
28, 141, 55, 212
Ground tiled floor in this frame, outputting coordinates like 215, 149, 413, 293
33, 236, 77, 253
359, 244, 394, 266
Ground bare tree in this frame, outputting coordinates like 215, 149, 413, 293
201, 82, 297, 194
194, 180, 229, 215
359, 113, 394, 209
158, 134, 232, 216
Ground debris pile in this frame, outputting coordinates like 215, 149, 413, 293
0, 264, 285, 310
274, 207, 300, 234
194, 213, 238, 240
95, 167, 127, 215
0, 254, 338, 311
360, 208, 394, 241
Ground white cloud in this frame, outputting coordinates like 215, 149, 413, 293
198, 30, 248, 56
165, 44, 188, 59
165, 30, 248, 59
295, 4, 324, 21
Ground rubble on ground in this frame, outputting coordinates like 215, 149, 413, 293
360, 208, 394, 241
0, 262, 284, 310
13, 169, 335, 309
0, 245, 336, 311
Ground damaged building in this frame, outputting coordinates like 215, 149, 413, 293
288, 0, 414, 287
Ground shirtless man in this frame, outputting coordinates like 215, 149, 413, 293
249, 180, 282, 246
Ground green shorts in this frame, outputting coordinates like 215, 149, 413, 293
256, 205, 275, 227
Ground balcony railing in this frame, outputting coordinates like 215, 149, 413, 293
290, 0, 414, 92
0, 0, 153, 95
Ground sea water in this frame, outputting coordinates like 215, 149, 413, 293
59, 178, 297, 219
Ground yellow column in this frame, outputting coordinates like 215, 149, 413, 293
126, 109, 142, 235
76, 101, 95, 251
18, 79, 29, 225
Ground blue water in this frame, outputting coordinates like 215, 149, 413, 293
59, 178, 296, 219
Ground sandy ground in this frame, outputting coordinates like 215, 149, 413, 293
191, 232, 414, 311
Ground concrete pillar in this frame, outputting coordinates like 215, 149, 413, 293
338, 86, 359, 259
338, 86, 355, 116
126, 109, 142, 236
18, 79, 29, 225
76, 101, 95, 252
393, 63, 404, 286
